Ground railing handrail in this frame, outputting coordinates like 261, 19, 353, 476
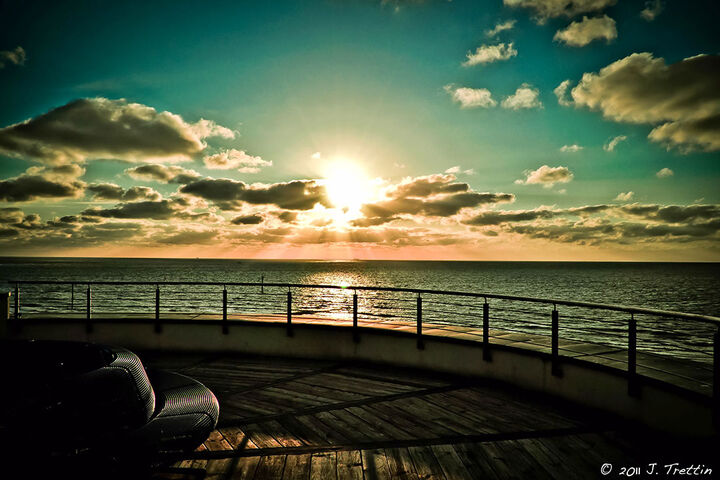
6, 279, 720, 326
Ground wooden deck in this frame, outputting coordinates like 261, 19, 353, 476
142, 352, 715, 480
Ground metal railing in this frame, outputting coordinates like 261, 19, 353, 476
5, 279, 720, 421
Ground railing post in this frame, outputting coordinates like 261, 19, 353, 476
483, 299, 491, 362
628, 313, 639, 397
85, 284, 92, 334
352, 291, 359, 343
222, 286, 228, 334
13, 283, 19, 321
0, 291, 10, 339
416, 294, 424, 350
154, 284, 162, 333
714, 327, 720, 430
286, 289, 293, 337
551, 306, 562, 377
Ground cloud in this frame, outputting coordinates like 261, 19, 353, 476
463, 43, 517, 67
504, 0, 617, 24
356, 174, 514, 225
180, 178, 330, 211
656, 167, 674, 178
0, 164, 85, 202
231, 214, 264, 225
553, 80, 573, 106
444, 85, 497, 109
203, 149, 272, 173
87, 183, 161, 202
0, 98, 235, 164
485, 20, 517, 37
0, 46, 26, 68
603, 135, 627, 152
275, 211, 299, 223
640, 0, 663, 21
501, 84, 543, 110
560, 144, 583, 152
81, 197, 213, 221
553, 15, 617, 47
615, 191, 634, 201
445, 166, 474, 175
515, 165, 573, 187
570, 53, 720, 152
125, 164, 200, 184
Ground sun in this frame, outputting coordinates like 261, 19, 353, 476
323, 159, 375, 215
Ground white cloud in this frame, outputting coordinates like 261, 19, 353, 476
504, 0, 617, 24
462, 43, 517, 66
560, 144, 583, 152
515, 165, 574, 188
553, 80, 573, 106
640, 0, 663, 21
570, 53, 720, 152
615, 191, 634, 201
603, 135, 627, 152
553, 15, 617, 47
445, 166, 475, 175
656, 168, 674, 178
203, 149, 272, 173
501, 84, 543, 110
445, 85, 497, 109
0, 46, 25, 68
486, 20, 517, 37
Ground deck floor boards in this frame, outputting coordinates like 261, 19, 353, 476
124, 352, 716, 479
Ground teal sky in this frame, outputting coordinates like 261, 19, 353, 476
1, 0, 719, 260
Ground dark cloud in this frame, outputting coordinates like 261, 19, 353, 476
156, 230, 218, 245
0, 98, 234, 164
125, 164, 200, 184
358, 174, 514, 225
0, 46, 26, 68
0, 207, 24, 223
180, 178, 330, 210
82, 199, 182, 220
387, 174, 469, 198
275, 211, 298, 223
87, 183, 161, 201
231, 214, 264, 225
619, 204, 720, 223
0, 165, 85, 202
570, 53, 720, 152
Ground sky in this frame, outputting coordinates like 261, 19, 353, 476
0, 0, 719, 261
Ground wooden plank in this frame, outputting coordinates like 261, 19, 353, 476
431, 444, 473, 480
361, 449, 392, 480
204, 429, 232, 451
218, 426, 259, 450
337, 450, 363, 480
254, 455, 288, 479
263, 419, 306, 447
311, 452, 337, 480
315, 410, 371, 444
384, 448, 419, 480
358, 402, 430, 439
229, 455, 262, 479
277, 415, 328, 446
491, 440, 554, 480
452, 443, 497, 480
331, 408, 386, 442
296, 414, 354, 445
205, 458, 234, 476
407, 446, 446, 480
243, 422, 285, 448
282, 454, 312, 480
345, 405, 415, 441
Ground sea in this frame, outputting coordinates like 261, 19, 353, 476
2, 258, 719, 362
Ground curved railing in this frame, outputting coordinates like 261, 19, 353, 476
5, 279, 720, 417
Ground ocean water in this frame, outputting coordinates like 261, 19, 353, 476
2, 258, 719, 362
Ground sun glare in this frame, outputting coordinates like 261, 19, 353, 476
323, 159, 375, 216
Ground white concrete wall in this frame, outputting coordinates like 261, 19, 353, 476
10, 319, 716, 437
